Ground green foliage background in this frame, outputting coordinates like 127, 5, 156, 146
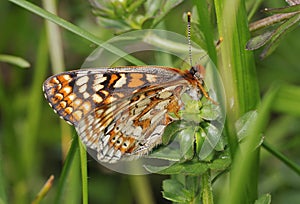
0, 0, 299, 204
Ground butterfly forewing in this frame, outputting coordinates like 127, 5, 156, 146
43, 66, 204, 163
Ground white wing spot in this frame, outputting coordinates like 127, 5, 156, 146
113, 74, 127, 88
62, 74, 71, 81
52, 77, 59, 84
62, 86, 72, 95
94, 74, 106, 84
159, 91, 172, 99
78, 84, 87, 93
76, 76, 89, 86
83, 92, 90, 99
92, 93, 103, 103
93, 84, 104, 92
66, 93, 76, 101
146, 74, 157, 83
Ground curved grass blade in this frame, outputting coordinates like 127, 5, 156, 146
9, 0, 145, 66
0, 54, 30, 68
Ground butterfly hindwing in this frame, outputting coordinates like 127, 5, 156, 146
43, 66, 196, 163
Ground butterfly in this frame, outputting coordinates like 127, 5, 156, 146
43, 65, 214, 163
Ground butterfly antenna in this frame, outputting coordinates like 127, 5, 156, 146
187, 12, 193, 67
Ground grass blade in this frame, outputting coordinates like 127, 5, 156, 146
55, 135, 79, 203
9, 0, 145, 66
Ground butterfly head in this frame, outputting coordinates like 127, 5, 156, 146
189, 65, 205, 83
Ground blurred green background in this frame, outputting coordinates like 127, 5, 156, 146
0, 0, 299, 203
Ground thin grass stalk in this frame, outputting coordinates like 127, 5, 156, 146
262, 141, 300, 176
78, 141, 88, 204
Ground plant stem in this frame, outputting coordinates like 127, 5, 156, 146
214, 0, 260, 203
129, 176, 155, 204
262, 141, 300, 175
201, 170, 214, 204
78, 142, 88, 204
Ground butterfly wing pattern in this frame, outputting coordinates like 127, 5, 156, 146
43, 66, 209, 163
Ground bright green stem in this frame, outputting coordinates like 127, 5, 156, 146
201, 171, 214, 204
78, 142, 88, 204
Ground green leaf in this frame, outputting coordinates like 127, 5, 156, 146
254, 194, 271, 204
96, 17, 132, 31
147, 145, 181, 161
127, 0, 146, 14
200, 100, 221, 121
178, 127, 196, 161
260, 13, 300, 58
198, 123, 222, 159
264, 4, 300, 14
0, 54, 30, 68
144, 163, 184, 174
235, 110, 258, 141
180, 93, 203, 123
145, 153, 231, 175
195, 127, 206, 156
185, 176, 200, 197
161, 120, 186, 145
162, 179, 191, 203
145, 161, 208, 175
144, 0, 161, 16
246, 30, 274, 50
208, 155, 231, 171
